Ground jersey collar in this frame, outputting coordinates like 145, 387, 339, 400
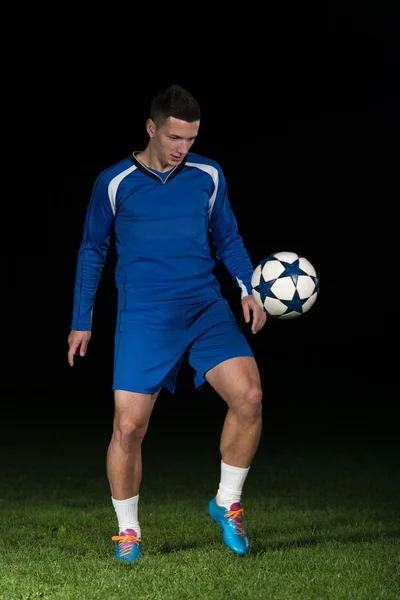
130, 151, 187, 183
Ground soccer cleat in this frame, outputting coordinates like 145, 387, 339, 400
112, 528, 142, 563
207, 497, 249, 556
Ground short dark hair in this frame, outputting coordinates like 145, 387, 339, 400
149, 84, 201, 127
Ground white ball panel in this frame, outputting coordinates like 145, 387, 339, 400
263, 297, 289, 316
252, 289, 264, 310
296, 275, 316, 299
298, 256, 317, 277
261, 260, 285, 281
251, 264, 262, 287
279, 310, 301, 320
271, 277, 296, 300
273, 251, 298, 263
301, 292, 318, 313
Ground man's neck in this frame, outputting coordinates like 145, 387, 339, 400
136, 149, 170, 173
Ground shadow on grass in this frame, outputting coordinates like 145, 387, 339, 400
249, 527, 400, 554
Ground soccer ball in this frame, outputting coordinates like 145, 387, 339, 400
251, 251, 320, 319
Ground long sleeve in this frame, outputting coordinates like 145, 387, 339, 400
70, 174, 115, 330
208, 169, 254, 298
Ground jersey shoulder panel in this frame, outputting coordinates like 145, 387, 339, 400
186, 151, 222, 172
185, 152, 225, 193
93, 156, 140, 214
95, 157, 137, 186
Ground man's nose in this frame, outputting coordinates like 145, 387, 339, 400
177, 141, 191, 154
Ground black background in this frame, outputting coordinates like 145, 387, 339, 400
7, 8, 399, 435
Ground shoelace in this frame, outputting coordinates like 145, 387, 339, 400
111, 533, 141, 557
224, 507, 245, 536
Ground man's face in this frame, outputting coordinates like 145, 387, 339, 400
149, 117, 200, 168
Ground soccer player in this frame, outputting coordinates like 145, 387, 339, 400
67, 84, 267, 562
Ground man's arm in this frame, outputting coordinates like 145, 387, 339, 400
208, 166, 254, 298
70, 173, 115, 332
209, 165, 267, 334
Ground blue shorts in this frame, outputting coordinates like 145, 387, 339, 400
113, 297, 254, 394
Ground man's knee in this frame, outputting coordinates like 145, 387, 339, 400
247, 384, 263, 406
240, 384, 263, 419
113, 389, 158, 444
114, 418, 149, 446
225, 376, 263, 421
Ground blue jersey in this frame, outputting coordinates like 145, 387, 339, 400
71, 151, 254, 330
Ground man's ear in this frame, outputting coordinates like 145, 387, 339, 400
146, 119, 155, 138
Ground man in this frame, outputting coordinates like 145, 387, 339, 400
68, 84, 266, 563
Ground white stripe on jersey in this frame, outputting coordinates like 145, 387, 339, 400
108, 165, 138, 215
186, 162, 218, 219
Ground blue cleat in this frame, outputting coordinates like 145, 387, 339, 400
112, 528, 142, 563
208, 497, 249, 556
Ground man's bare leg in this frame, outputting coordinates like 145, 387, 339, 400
206, 356, 263, 556
107, 388, 160, 561
206, 356, 263, 469
107, 389, 159, 500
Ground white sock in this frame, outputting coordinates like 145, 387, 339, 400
111, 495, 141, 537
217, 461, 250, 509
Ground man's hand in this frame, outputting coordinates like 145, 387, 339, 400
68, 330, 92, 366
242, 295, 267, 334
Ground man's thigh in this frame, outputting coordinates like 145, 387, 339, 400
204, 355, 262, 406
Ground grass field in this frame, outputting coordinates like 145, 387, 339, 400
0, 387, 399, 600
